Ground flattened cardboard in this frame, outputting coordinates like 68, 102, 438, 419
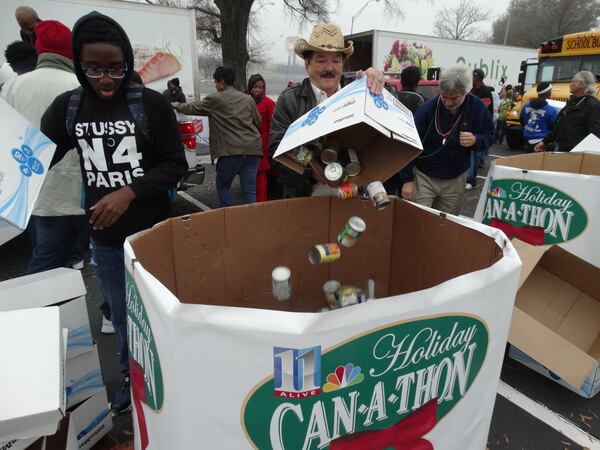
0, 437, 43, 450
64, 346, 103, 409
0, 307, 64, 441
510, 239, 600, 396
273, 77, 422, 185
45, 388, 111, 450
0, 270, 92, 358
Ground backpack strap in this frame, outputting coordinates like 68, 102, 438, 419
66, 86, 84, 140
126, 81, 152, 145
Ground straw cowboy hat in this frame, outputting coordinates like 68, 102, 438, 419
294, 23, 354, 59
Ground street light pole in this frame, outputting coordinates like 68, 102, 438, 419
350, 0, 380, 35
503, 0, 515, 45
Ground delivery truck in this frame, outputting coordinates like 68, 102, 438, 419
0, 0, 200, 98
345, 30, 536, 89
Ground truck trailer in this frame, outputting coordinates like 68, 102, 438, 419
345, 30, 536, 89
0, 0, 200, 98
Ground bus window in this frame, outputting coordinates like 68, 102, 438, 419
581, 55, 600, 76
540, 65, 554, 81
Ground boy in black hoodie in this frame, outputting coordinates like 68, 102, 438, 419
41, 12, 187, 414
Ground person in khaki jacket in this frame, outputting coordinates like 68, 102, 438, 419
173, 66, 262, 207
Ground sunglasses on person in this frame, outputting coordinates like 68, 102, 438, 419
81, 63, 128, 79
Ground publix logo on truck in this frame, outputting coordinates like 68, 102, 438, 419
242, 315, 488, 449
482, 179, 587, 244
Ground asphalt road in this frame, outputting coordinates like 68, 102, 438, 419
1, 142, 599, 449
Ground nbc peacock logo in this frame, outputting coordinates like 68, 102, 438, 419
323, 364, 365, 393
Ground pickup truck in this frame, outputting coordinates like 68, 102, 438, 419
175, 110, 206, 189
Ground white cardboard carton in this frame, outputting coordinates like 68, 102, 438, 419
273, 77, 422, 186
64, 345, 104, 409
0, 307, 65, 441
0, 269, 92, 358
68, 388, 112, 450
0, 98, 56, 246
0, 437, 44, 450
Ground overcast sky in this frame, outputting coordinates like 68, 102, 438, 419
257, 0, 512, 63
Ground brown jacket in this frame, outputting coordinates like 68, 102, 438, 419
176, 86, 262, 159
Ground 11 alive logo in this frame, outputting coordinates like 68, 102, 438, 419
274, 346, 322, 398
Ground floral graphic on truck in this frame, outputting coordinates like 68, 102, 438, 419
383, 40, 434, 76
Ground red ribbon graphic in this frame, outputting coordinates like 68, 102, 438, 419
330, 399, 438, 450
130, 359, 149, 450
490, 218, 545, 245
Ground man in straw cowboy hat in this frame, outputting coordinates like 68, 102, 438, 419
269, 23, 386, 199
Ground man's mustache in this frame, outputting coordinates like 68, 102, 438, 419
320, 71, 336, 78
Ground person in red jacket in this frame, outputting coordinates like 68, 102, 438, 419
248, 73, 275, 202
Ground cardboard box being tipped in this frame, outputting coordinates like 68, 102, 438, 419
273, 76, 422, 186
509, 239, 600, 397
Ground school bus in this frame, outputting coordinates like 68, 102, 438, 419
505, 31, 600, 149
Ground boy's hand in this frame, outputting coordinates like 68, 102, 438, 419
89, 186, 136, 230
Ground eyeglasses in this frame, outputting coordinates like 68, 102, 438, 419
81, 64, 128, 79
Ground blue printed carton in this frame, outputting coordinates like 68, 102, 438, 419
0, 98, 55, 246
273, 77, 422, 187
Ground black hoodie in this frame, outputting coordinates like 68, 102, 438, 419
41, 12, 187, 245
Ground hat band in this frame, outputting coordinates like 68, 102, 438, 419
537, 84, 552, 94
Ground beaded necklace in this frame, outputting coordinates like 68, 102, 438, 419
434, 97, 462, 145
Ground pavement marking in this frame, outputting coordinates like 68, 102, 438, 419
498, 381, 600, 449
176, 191, 212, 212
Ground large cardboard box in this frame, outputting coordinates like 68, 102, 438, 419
64, 345, 104, 409
0, 269, 92, 358
273, 77, 422, 186
509, 239, 600, 398
123, 197, 521, 450
474, 151, 600, 268
0, 307, 65, 441
0, 98, 56, 246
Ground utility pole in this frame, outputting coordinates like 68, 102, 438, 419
351, 0, 380, 35
503, 0, 515, 45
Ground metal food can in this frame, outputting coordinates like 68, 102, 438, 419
324, 163, 347, 185
339, 148, 361, 176
323, 280, 341, 309
367, 181, 391, 210
272, 266, 291, 301
338, 286, 365, 308
290, 145, 313, 166
308, 243, 341, 264
338, 182, 358, 200
337, 216, 367, 247
320, 142, 339, 164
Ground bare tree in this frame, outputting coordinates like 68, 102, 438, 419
491, 0, 600, 47
433, 0, 490, 41
148, 0, 406, 91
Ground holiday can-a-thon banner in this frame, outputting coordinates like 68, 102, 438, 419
474, 152, 600, 268
123, 197, 521, 449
